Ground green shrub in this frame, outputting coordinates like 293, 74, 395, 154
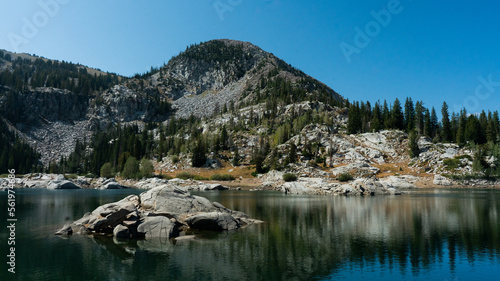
172, 155, 180, 164
443, 158, 460, 170
455, 155, 473, 161
176, 172, 195, 180
64, 174, 78, 180
140, 158, 154, 178
100, 163, 115, 178
159, 174, 173, 180
175, 172, 206, 180
338, 173, 353, 182
85, 173, 98, 179
122, 157, 140, 179
283, 173, 297, 182
210, 174, 236, 181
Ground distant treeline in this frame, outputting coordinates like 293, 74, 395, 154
347, 98, 500, 145
0, 50, 120, 95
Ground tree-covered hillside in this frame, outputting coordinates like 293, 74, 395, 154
0, 119, 41, 173
0, 50, 120, 94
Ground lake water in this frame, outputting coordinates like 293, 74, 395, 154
1, 188, 499, 280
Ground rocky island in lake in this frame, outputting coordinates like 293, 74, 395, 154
56, 184, 262, 240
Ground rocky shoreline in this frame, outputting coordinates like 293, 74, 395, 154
1, 171, 499, 195
0, 173, 231, 192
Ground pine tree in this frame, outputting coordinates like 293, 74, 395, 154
408, 130, 420, 158
270, 148, 278, 170
232, 146, 240, 166
465, 115, 481, 144
404, 97, 415, 133
451, 112, 459, 143
391, 98, 404, 130
414, 101, 424, 135
191, 136, 207, 167
8, 155, 15, 170
252, 150, 267, 174
382, 100, 390, 129
486, 111, 500, 143
347, 103, 362, 134
478, 111, 488, 144
430, 107, 439, 139
288, 143, 297, 164
441, 102, 452, 142
371, 103, 382, 132
456, 109, 467, 145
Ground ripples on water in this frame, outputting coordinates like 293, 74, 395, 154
0, 188, 499, 280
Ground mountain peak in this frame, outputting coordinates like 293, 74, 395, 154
149, 39, 342, 118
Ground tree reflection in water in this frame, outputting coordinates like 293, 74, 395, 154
2, 189, 499, 281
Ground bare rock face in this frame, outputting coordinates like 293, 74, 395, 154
137, 216, 179, 240
331, 162, 381, 178
85, 195, 139, 233
59, 184, 261, 241
139, 184, 221, 216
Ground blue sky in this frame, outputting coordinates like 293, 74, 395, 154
1, 0, 499, 114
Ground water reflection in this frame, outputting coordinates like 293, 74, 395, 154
0, 189, 499, 280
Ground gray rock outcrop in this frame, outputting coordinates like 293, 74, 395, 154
137, 216, 179, 240
47, 180, 80, 190
433, 174, 453, 186
59, 184, 261, 241
99, 179, 129, 190
273, 176, 405, 196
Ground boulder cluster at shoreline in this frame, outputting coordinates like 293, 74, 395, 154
1, 171, 500, 195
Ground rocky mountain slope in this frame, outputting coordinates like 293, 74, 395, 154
0, 40, 342, 165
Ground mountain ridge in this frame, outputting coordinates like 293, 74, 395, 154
0, 39, 343, 166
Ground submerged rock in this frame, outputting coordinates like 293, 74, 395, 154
55, 224, 73, 236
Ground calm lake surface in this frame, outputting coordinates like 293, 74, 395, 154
1, 188, 500, 280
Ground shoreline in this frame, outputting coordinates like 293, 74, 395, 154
2, 171, 500, 194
